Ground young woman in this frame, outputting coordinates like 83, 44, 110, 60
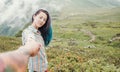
22, 9, 52, 72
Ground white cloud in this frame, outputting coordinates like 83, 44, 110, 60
0, 0, 70, 29
0, 0, 42, 28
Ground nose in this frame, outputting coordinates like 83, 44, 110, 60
40, 18, 44, 22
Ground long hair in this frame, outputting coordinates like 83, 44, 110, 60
32, 9, 52, 46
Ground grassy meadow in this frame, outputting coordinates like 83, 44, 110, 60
47, 16, 120, 72
0, 9, 120, 72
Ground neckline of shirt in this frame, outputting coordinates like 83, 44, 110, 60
29, 25, 41, 34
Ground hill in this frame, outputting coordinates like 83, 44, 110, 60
1, 14, 120, 71
0, 0, 120, 36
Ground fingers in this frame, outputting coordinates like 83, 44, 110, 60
23, 37, 41, 57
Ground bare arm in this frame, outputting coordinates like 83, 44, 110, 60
0, 38, 41, 72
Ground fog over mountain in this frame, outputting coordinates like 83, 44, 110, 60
0, 0, 120, 36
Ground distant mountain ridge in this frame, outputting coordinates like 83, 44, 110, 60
0, 0, 120, 36
64, 0, 120, 12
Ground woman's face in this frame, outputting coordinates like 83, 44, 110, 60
33, 11, 47, 28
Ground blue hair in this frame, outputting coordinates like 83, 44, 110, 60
42, 25, 52, 46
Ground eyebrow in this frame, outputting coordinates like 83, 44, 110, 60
40, 16, 47, 20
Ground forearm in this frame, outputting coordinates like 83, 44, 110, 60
0, 47, 29, 72
0, 38, 40, 72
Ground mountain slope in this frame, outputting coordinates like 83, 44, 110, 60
0, 0, 120, 36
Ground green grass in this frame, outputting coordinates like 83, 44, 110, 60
0, 11, 120, 72
46, 17, 120, 71
0, 36, 21, 52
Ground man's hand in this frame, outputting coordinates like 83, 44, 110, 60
24, 38, 41, 56
0, 38, 41, 72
